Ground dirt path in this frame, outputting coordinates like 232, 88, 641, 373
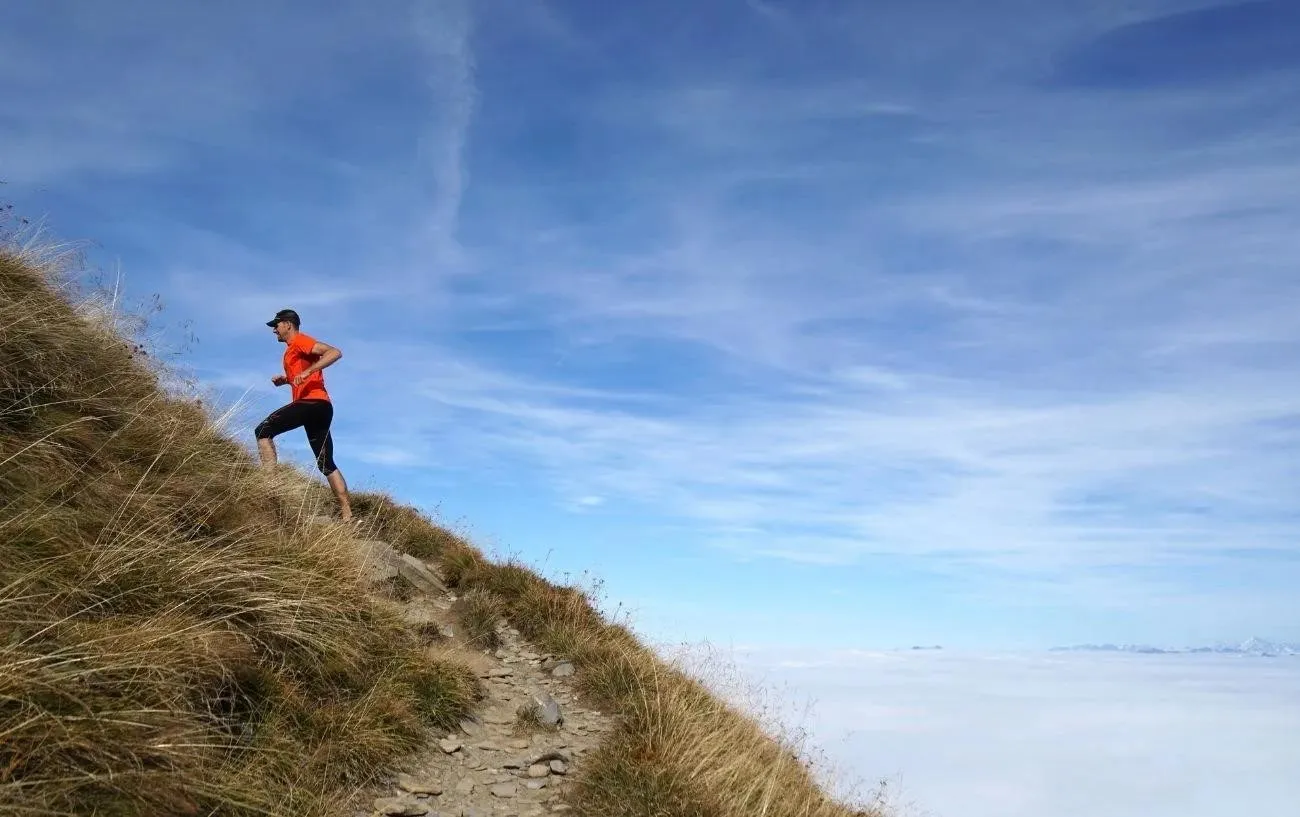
340, 542, 614, 817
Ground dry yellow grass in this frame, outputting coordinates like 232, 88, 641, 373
0, 247, 483, 816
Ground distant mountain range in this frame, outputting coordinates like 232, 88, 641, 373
1051, 638, 1300, 657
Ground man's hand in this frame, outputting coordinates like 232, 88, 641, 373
272, 374, 288, 387
292, 370, 313, 387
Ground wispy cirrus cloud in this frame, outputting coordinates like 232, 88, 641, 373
411, 0, 478, 275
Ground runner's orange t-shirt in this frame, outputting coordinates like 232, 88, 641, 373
283, 332, 330, 403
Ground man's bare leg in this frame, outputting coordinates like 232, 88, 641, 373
328, 469, 353, 521
257, 437, 277, 466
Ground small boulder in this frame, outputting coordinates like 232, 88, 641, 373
549, 759, 568, 775
529, 691, 562, 727
527, 764, 550, 779
489, 782, 518, 798
550, 662, 575, 678
439, 738, 463, 754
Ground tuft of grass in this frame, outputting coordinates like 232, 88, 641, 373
451, 587, 505, 652
409, 651, 486, 731
440, 546, 490, 588
377, 573, 418, 602
514, 701, 561, 735
0, 248, 481, 817
414, 621, 449, 646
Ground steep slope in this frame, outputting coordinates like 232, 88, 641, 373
0, 246, 878, 817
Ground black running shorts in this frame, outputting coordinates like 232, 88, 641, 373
254, 399, 338, 475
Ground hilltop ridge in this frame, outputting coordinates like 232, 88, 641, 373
0, 245, 880, 816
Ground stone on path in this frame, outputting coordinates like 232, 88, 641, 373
527, 763, 550, 778
356, 540, 401, 584
373, 796, 429, 816
439, 738, 463, 754
354, 540, 449, 596
549, 760, 568, 775
396, 773, 442, 795
489, 782, 519, 798
454, 778, 475, 795
396, 553, 447, 595
529, 691, 563, 727
459, 718, 485, 737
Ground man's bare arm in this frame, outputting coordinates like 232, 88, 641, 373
291, 340, 343, 385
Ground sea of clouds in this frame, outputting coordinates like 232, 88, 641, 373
674, 646, 1300, 817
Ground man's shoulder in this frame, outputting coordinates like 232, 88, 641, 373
290, 332, 317, 351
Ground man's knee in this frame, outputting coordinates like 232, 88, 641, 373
254, 419, 275, 440
316, 455, 338, 476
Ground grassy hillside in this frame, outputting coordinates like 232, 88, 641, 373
0, 247, 485, 815
0, 245, 877, 817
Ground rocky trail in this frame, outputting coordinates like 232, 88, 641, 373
337, 531, 615, 817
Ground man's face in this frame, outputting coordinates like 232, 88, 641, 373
271, 320, 291, 342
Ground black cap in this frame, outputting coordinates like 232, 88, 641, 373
266, 308, 300, 328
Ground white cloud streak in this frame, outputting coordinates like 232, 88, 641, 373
412, 0, 478, 275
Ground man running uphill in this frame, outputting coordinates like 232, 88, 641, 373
255, 308, 353, 522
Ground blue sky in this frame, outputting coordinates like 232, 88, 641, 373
3, 0, 1300, 650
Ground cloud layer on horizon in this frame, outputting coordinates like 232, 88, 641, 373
679, 646, 1300, 817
